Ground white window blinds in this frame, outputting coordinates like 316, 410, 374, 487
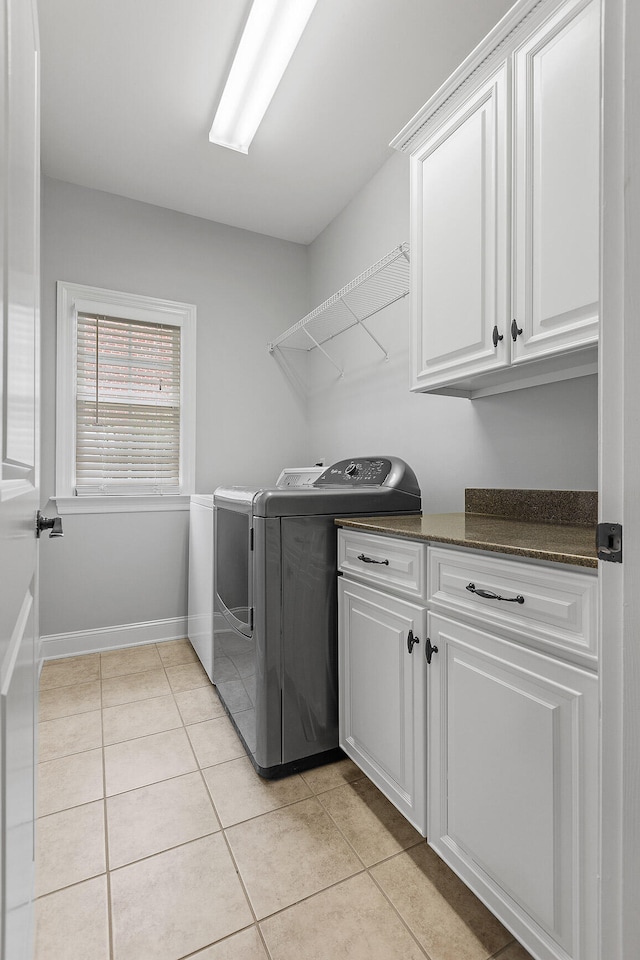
75, 313, 182, 495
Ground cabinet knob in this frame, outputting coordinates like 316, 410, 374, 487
492, 325, 504, 348
511, 318, 523, 341
407, 630, 420, 654
425, 636, 438, 665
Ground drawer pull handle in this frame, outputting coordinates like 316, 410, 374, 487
357, 553, 389, 566
407, 630, 420, 654
466, 582, 525, 604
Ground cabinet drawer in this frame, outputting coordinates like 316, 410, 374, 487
427, 547, 598, 667
338, 529, 427, 601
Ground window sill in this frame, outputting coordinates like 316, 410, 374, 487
53, 495, 192, 515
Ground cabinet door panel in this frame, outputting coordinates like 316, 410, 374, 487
448, 646, 560, 929
338, 578, 427, 834
513, 0, 600, 361
411, 67, 509, 389
428, 613, 598, 960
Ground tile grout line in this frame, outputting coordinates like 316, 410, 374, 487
169, 660, 266, 946
35, 644, 231, 957
163, 648, 273, 960
35, 752, 423, 902
366, 863, 434, 960
313, 787, 433, 960
104, 641, 208, 960
313, 777, 426, 870
161, 655, 369, 957
489, 941, 519, 959
119, 653, 432, 953
39, 645, 485, 960
99, 651, 116, 960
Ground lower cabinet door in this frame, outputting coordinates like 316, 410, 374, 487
427, 613, 598, 960
338, 577, 427, 835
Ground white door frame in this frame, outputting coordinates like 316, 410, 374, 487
599, 0, 640, 956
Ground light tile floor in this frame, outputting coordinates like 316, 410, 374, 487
35, 640, 535, 960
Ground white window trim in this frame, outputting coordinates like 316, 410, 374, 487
55, 281, 196, 514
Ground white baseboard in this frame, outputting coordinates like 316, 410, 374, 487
39, 616, 188, 661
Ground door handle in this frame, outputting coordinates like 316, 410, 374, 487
407, 629, 420, 654
36, 510, 63, 539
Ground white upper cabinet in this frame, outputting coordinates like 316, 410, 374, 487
393, 0, 601, 398
512, 0, 600, 363
412, 67, 510, 387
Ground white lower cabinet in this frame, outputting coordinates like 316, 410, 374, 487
338, 576, 427, 835
427, 611, 599, 960
337, 529, 599, 960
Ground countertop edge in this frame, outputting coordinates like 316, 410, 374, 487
335, 516, 598, 570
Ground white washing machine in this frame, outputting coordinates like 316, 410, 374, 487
187, 495, 215, 680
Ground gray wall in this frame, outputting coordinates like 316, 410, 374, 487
40, 152, 598, 640
305, 152, 598, 512
40, 177, 310, 637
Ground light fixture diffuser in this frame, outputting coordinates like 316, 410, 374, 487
209, 0, 318, 154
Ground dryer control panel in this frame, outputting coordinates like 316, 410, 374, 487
314, 458, 392, 486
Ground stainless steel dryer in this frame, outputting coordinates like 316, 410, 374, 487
213, 456, 421, 778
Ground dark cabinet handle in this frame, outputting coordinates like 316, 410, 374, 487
466, 582, 525, 604
407, 630, 420, 654
425, 636, 438, 665
511, 318, 523, 341
492, 325, 504, 348
357, 553, 389, 566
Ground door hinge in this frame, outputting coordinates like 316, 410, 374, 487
596, 522, 622, 563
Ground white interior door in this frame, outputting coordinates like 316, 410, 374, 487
0, 1, 40, 957
599, 0, 640, 957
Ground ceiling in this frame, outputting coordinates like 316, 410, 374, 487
38, 0, 513, 245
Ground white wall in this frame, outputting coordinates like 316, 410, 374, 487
40, 177, 310, 640
305, 152, 598, 512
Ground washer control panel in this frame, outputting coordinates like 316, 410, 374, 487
314, 458, 392, 486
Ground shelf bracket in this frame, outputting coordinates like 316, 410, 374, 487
302, 327, 344, 378
340, 297, 389, 360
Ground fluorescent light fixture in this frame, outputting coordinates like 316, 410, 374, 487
209, 0, 318, 154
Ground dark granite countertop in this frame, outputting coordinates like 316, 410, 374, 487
336, 489, 598, 569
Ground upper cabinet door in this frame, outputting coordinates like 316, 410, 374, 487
512, 0, 600, 363
410, 66, 509, 390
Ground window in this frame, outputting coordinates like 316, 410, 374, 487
56, 282, 196, 512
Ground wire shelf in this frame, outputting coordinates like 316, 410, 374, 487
268, 243, 410, 375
